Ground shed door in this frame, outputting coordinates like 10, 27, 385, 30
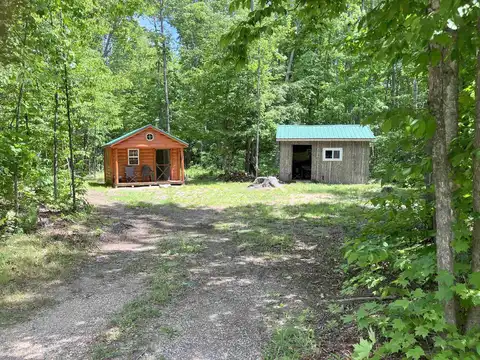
292, 145, 312, 180
156, 149, 170, 181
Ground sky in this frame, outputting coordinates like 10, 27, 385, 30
138, 15, 179, 47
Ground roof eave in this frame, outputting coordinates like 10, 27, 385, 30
276, 138, 375, 142
103, 124, 189, 147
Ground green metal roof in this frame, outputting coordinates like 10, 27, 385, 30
276, 125, 375, 141
103, 124, 188, 147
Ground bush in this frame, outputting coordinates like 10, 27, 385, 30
344, 190, 480, 360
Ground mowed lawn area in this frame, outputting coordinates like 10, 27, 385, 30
1, 181, 379, 359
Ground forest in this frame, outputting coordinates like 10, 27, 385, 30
2, 0, 480, 358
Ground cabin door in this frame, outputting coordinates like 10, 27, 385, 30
156, 149, 170, 181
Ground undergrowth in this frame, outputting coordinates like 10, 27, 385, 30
344, 189, 480, 359
263, 311, 317, 360
0, 212, 96, 326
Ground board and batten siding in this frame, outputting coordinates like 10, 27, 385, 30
278, 140, 371, 184
279, 142, 293, 181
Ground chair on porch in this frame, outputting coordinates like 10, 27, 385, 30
141, 165, 154, 182
125, 166, 137, 182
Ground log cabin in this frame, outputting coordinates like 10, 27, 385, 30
276, 125, 375, 184
103, 125, 188, 187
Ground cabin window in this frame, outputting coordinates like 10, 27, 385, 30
128, 149, 139, 165
146, 133, 154, 141
323, 148, 343, 161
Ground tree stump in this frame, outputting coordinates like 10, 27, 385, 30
248, 176, 282, 189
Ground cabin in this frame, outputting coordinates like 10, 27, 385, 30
103, 125, 188, 187
276, 124, 375, 184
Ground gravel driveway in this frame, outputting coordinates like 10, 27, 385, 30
0, 187, 344, 360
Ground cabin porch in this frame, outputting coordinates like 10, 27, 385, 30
105, 147, 186, 187
115, 180, 184, 187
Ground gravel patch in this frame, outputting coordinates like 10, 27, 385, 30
0, 274, 145, 360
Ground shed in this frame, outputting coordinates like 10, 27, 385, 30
103, 125, 188, 187
276, 125, 375, 184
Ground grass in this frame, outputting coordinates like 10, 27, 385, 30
0, 213, 98, 325
96, 181, 378, 209
263, 311, 317, 360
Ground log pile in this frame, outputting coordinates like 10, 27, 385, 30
218, 171, 256, 182
248, 176, 282, 189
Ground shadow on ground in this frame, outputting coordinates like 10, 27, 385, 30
0, 192, 368, 359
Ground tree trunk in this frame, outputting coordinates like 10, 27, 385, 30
466, 17, 480, 332
13, 79, 24, 220
428, 0, 456, 327
413, 78, 418, 109
64, 63, 76, 210
251, 0, 261, 177
255, 53, 261, 177
285, 49, 295, 82
159, 0, 170, 133
53, 92, 59, 201
443, 41, 458, 146
102, 19, 119, 60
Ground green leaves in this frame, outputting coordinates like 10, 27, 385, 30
391, 298, 410, 310
352, 339, 373, 360
469, 272, 480, 290
406, 346, 425, 360
353, 328, 376, 360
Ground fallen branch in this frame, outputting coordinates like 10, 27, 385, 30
317, 296, 397, 304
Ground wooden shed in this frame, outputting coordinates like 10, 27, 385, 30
276, 125, 375, 184
103, 125, 188, 187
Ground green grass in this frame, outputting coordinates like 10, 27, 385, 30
263, 311, 317, 360
100, 182, 379, 208
0, 232, 92, 325
0, 209, 101, 326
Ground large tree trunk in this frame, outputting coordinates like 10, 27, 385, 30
466, 17, 480, 332
443, 34, 459, 146
429, 0, 457, 327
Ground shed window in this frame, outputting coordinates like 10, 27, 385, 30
128, 149, 139, 165
323, 148, 343, 161
146, 133, 154, 141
